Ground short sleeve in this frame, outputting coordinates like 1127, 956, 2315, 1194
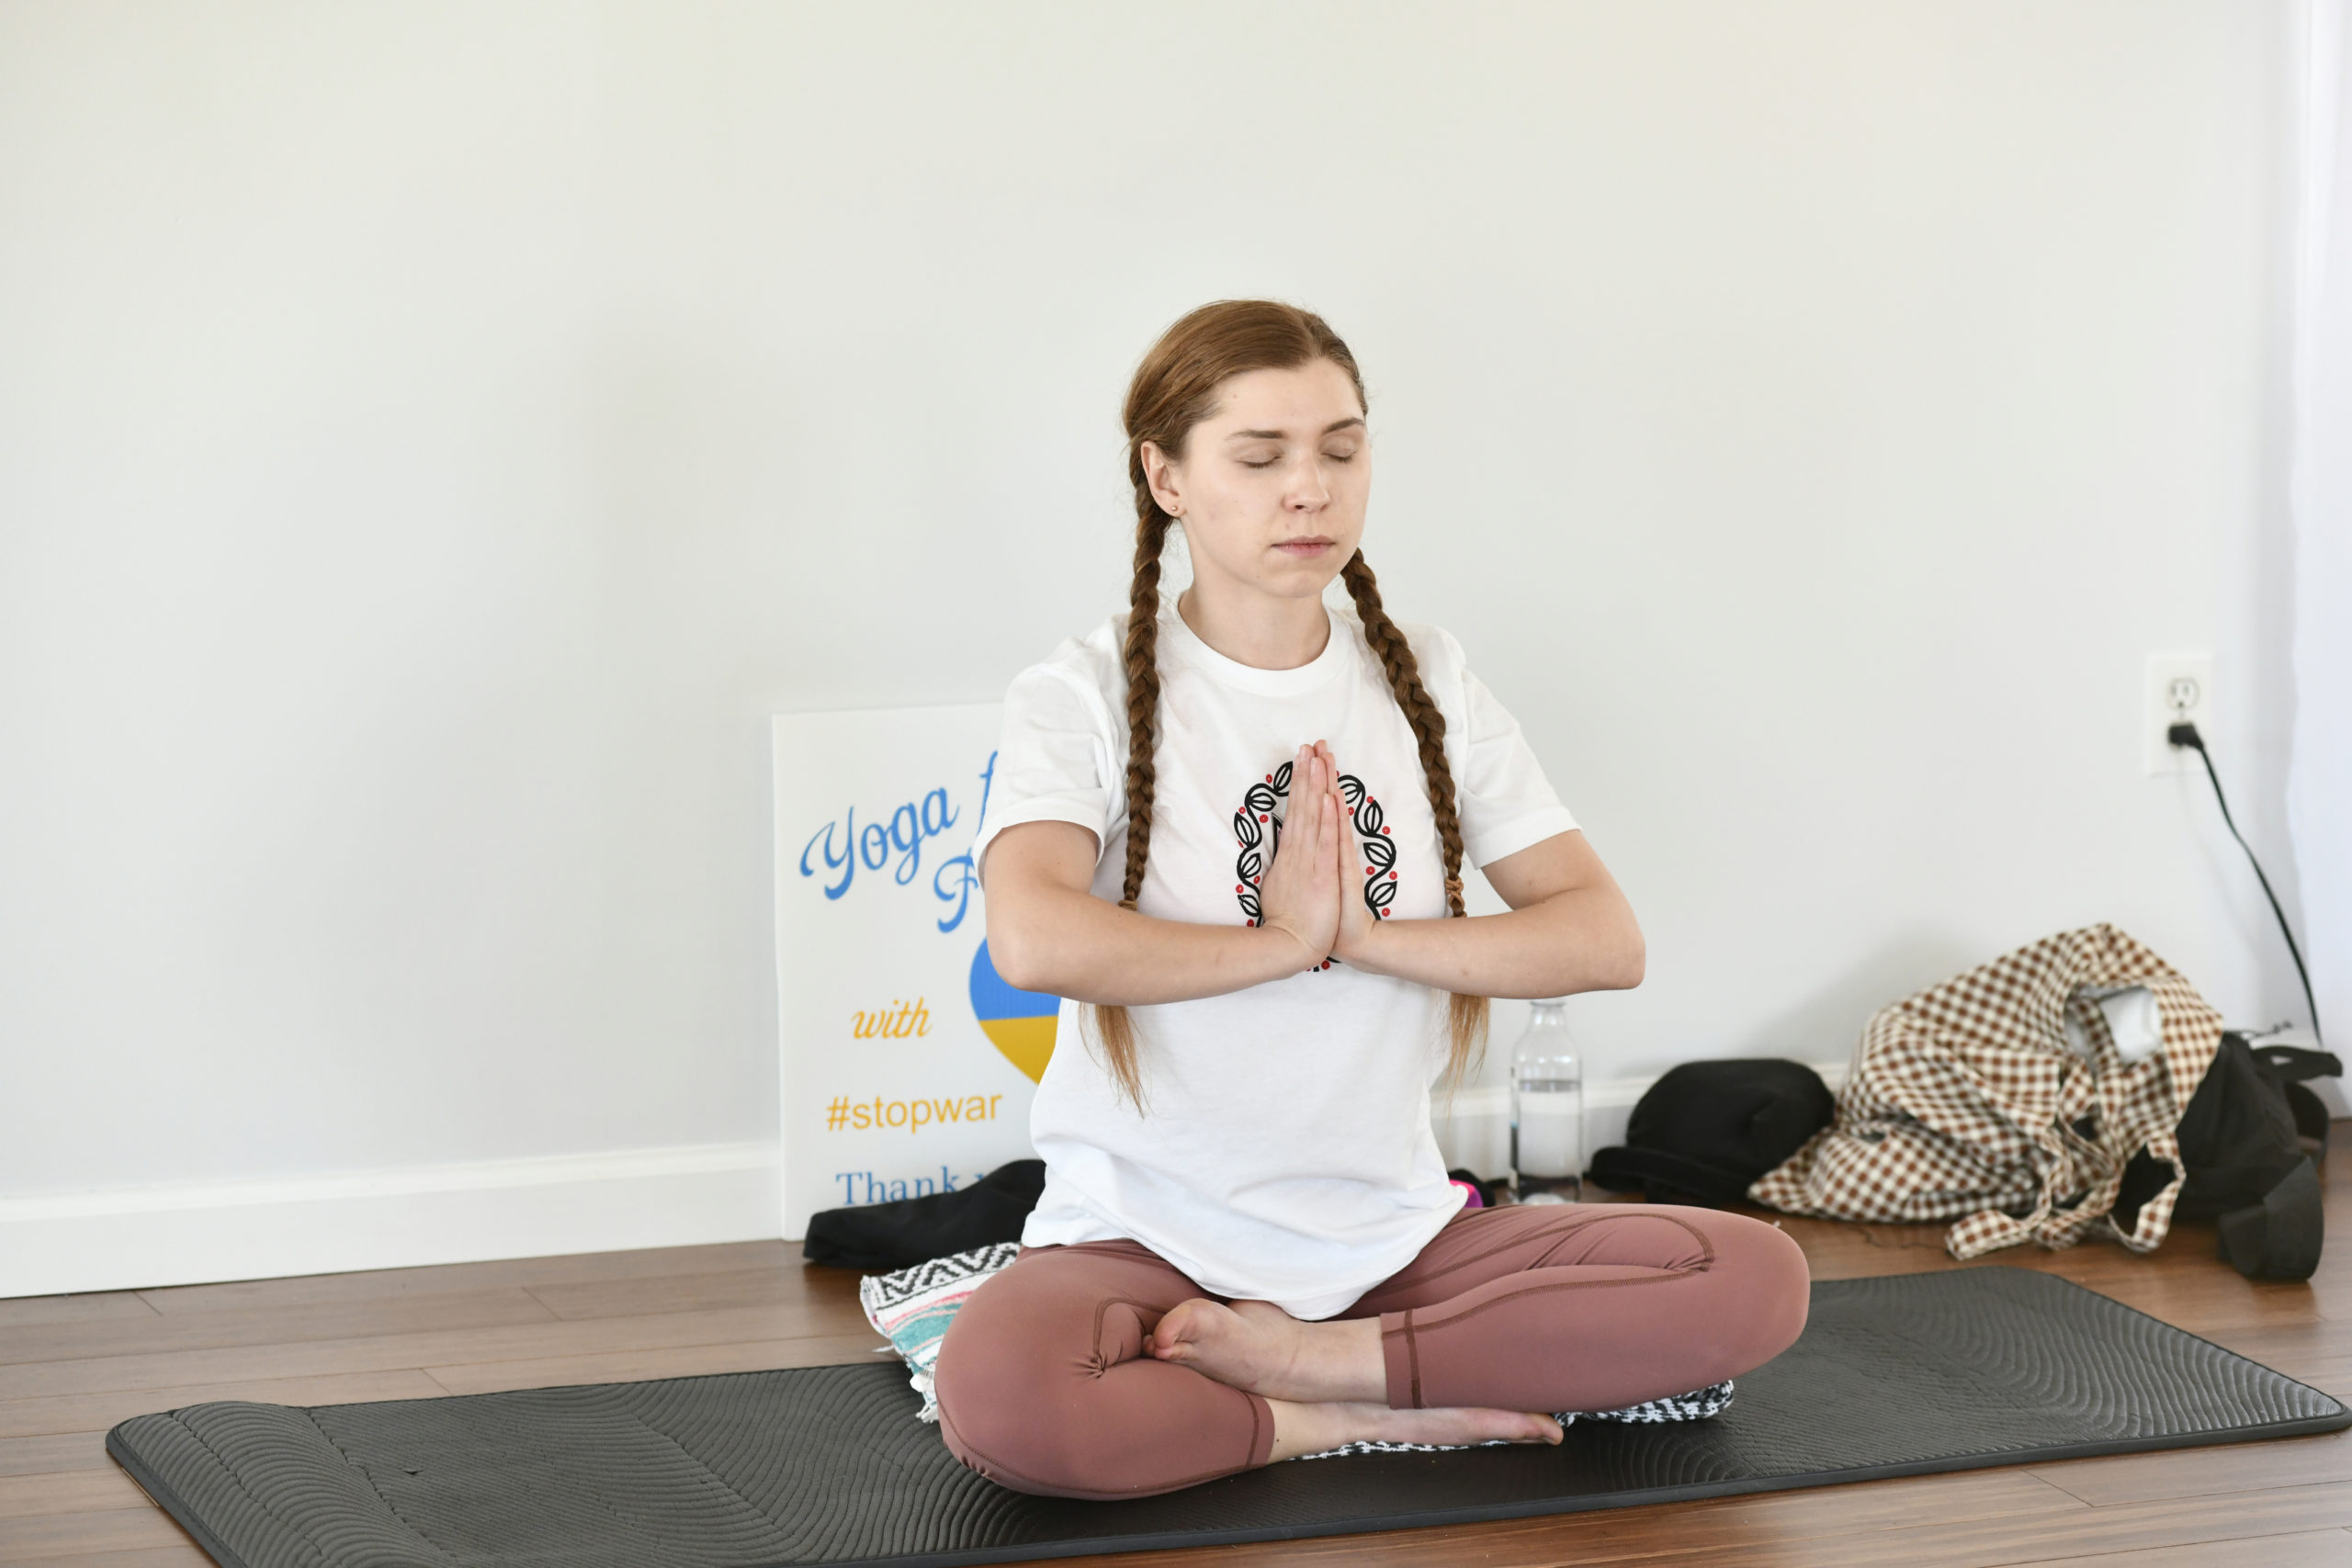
970, 660, 1119, 881
1436, 631, 1579, 868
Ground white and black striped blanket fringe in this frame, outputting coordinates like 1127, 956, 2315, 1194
1293, 1381, 1735, 1461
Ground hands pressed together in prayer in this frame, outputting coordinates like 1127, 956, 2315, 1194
981, 732, 1634, 1008
1254, 739, 1382, 973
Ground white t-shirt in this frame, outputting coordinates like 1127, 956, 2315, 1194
972, 597, 1578, 1318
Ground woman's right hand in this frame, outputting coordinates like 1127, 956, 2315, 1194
1254, 742, 1341, 970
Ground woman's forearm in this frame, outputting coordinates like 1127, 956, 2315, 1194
1339, 885, 1645, 998
988, 884, 1317, 1005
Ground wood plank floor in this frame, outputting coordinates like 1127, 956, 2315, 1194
5, 1123, 2347, 1567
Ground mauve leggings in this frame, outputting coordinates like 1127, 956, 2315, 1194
932, 1201, 1811, 1499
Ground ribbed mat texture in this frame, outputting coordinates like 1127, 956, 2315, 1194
107, 1268, 2349, 1568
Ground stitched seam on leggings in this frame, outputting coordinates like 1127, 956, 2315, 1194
1381, 1309, 1426, 1408
1374, 1211, 1718, 1297
1356, 1212, 1614, 1302
1401, 1266, 1710, 1339
938, 1397, 1261, 1498
1088, 1296, 1164, 1373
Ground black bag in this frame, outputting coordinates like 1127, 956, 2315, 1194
1586, 1059, 1837, 1207
801, 1159, 1046, 1271
2117, 1035, 2338, 1281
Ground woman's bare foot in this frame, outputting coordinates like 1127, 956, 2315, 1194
1148, 1297, 1386, 1404
1148, 1301, 1563, 1463
1265, 1399, 1565, 1461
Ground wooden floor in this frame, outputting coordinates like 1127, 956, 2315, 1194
6, 1127, 2348, 1568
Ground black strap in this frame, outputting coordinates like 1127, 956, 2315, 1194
2172, 724, 2324, 1046
2252, 1045, 2342, 1082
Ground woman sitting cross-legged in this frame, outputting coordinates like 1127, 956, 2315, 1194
933, 299, 1810, 1500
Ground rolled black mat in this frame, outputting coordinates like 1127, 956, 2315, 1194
107, 1268, 2348, 1568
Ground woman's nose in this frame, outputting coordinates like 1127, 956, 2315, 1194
1285, 458, 1329, 510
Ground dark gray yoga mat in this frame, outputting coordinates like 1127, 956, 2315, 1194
107, 1268, 2348, 1568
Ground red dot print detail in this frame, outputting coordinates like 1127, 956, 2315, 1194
1380, 908, 1391, 918
1365, 866, 1374, 875
1265, 773, 1273, 783
1389, 871, 1397, 880
1260, 814, 1268, 822
1247, 919, 1256, 927
1381, 827, 1391, 835
1235, 885, 1243, 893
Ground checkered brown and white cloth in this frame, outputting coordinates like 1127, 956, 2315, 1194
1748, 925, 2222, 1259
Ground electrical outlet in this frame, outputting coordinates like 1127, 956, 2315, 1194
2145, 651, 2215, 775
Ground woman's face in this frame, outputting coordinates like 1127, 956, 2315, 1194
1142, 358, 1370, 608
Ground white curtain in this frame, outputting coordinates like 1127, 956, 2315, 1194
2290, 0, 2352, 1049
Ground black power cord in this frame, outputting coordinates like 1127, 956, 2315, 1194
2167, 720, 2324, 1046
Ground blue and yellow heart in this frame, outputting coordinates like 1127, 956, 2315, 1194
967, 941, 1058, 1083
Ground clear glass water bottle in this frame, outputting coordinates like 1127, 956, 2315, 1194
1511, 1000, 1584, 1203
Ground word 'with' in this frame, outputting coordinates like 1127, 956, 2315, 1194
854, 998, 932, 1039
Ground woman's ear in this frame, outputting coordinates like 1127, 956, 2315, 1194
1139, 439, 1185, 518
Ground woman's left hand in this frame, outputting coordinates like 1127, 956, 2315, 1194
1318, 741, 1380, 965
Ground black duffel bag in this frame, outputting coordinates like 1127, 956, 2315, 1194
2118, 1034, 2339, 1280
802, 1159, 1046, 1271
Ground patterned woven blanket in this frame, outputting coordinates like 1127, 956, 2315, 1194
857, 1243, 1022, 1423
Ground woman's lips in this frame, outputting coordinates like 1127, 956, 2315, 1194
1274, 537, 1335, 558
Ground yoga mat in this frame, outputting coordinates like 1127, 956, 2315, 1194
107, 1268, 2348, 1568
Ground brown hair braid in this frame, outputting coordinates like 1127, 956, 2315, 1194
1340, 550, 1491, 1083
1088, 300, 1489, 1110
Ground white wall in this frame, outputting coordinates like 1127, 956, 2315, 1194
0, 1, 2317, 1290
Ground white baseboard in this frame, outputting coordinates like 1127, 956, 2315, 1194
14, 1050, 2327, 1299
0, 1143, 782, 1300
0, 1059, 1846, 1299
0, 1066, 1853, 1297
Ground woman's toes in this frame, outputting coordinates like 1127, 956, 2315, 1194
1267, 1401, 1565, 1461
1148, 1298, 1225, 1365
1478, 1410, 1561, 1445
1148, 1297, 1305, 1394
1402, 1407, 1563, 1447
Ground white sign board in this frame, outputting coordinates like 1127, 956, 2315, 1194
772, 705, 1057, 1239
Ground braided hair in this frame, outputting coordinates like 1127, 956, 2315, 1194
1090, 300, 1489, 1110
